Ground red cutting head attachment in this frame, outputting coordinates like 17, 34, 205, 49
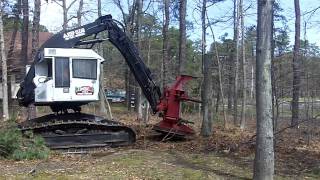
153, 75, 201, 137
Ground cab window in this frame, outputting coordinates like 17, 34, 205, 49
55, 57, 70, 87
72, 59, 97, 79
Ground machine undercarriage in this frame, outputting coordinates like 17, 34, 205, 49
19, 113, 136, 149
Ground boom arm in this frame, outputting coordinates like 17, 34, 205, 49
18, 15, 161, 112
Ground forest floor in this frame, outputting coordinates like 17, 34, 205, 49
1, 105, 320, 179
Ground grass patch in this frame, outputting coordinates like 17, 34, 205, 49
181, 169, 206, 180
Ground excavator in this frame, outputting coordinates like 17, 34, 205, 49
16, 15, 200, 149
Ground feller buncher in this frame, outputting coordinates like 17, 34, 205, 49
17, 15, 200, 149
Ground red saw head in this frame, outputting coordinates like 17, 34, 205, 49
153, 75, 201, 137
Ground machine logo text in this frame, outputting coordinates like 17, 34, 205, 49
63, 28, 85, 40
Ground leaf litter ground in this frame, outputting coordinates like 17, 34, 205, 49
1, 110, 320, 179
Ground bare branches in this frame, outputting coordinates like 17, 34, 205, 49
52, 0, 77, 10
142, 0, 152, 13
303, 6, 320, 16
51, 0, 79, 30
52, 0, 63, 7
303, 6, 320, 23
113, 0, 128, 25
66, 0, 77, 11
206, 10, 227, 127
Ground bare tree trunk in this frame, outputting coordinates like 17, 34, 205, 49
215, 90, 220, 113
28, 0, 41, 119
200, 0, 213, 137
21, 0, 29, 73
233, 0, 240, 126
253, 0, 274, 179
135, 0, 144, 121
77, 0, 83, 27
206, 12, 227, 128
22, 0, 34, 119
32, 0, 40, 59
227, 56, 233, 113
7, 0, 21, 60
62, 0, 68, 30
178, 0, 187, 75
98, 0, 101, 16
7, 0, 21, 108
53, 0, 77, 30
0, 5, 9, 120
144, 34, 152, 123
292, 0, 301, 126
113, 0, 137, 111
114, 0, 132, 110
250, 52, 254, 99
271, 4, 278, 134
240, 0, 246, 130
201, 55, 213, 136
162, 0, 169, 88
97, 0, 107, 115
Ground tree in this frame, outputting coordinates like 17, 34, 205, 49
28, 0, 41, 120
113, 0, 138, 111
291, 0, 301, 126
206, 12, 227, 129
7, 0, 21, 61
162, 0, 169, 88
253, 0, 274, 179
21, 0, 34, 119
31, 0, 41, 59
239, 0, 246, 129
7, 0, 21, 107
233, 0, 240, 125
178, 0, 187, 75
98, 0, 101, 17
77, 0, 84, 27
200, 0, 213, 136
21, 0, 28, 72
97, 0, 107, 116
52, 0, 78, 30
135, 0, 144, 121
0, 2, 9, 120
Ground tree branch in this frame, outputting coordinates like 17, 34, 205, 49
303, 6, 320, 16
142, 0, 152, 13
52, 0, 63, 7
240, 114, 320, 147
66, 0, 78, 11
113, 0, 128, 26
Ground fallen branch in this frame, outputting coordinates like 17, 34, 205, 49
240, 114, 320, 147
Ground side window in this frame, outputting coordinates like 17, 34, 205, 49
45, 58, 52, 78
72, 59, 97, 79
55, 57, 70, 87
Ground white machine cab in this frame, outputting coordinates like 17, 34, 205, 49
33, 48, 105, 104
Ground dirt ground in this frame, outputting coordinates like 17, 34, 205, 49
2, 107, 320, 179
1, 129, 320, 179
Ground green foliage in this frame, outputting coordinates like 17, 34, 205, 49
2, 5, 48, 32
0, 122, 22, 157
12, 135, 49, 160
275, 29, 290, 55
300, 40, 320, 57
3, 15, 49, 32
0, 121, 49, 160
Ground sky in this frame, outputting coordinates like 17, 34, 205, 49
39, 0, 320, 47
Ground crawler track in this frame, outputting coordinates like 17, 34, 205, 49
18, 113, 136, 150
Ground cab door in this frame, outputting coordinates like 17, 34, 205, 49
52, 57, 72, 101
34, 58, 53, 103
